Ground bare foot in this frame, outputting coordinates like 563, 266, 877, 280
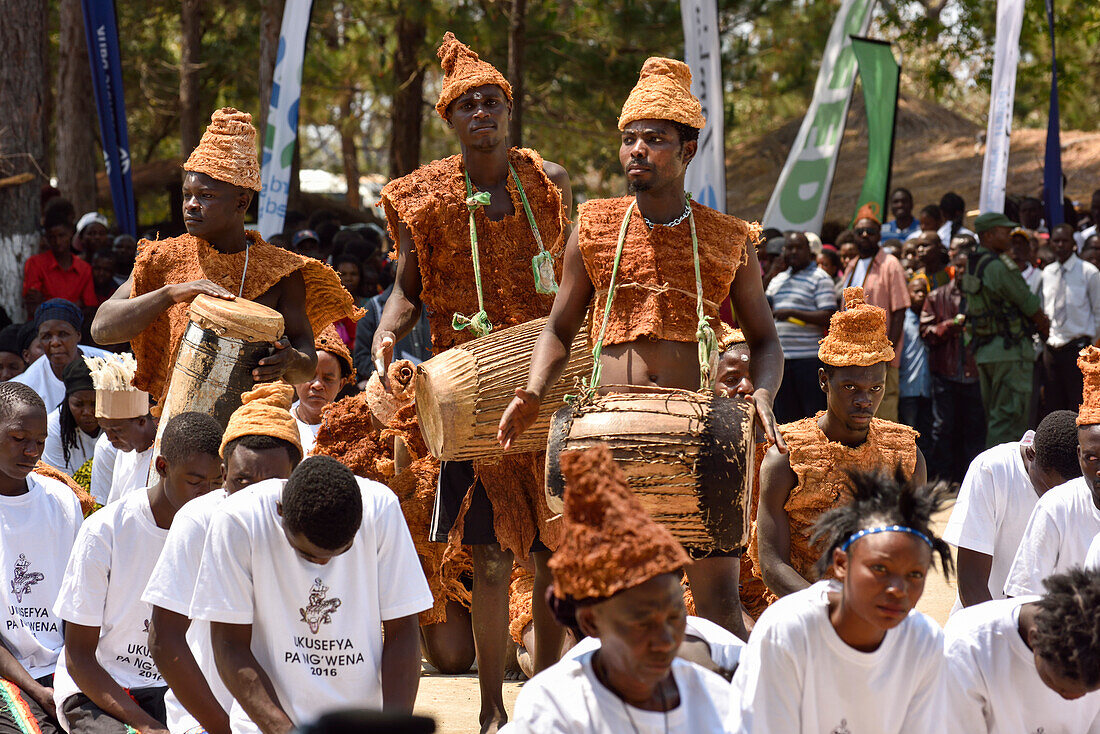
479, 711, 508, 734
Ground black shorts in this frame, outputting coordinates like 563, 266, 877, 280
0, 675, 58, 734
430, 460, 548, 552
62, 687, 166, 734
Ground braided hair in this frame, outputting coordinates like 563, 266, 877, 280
58, 399, 81, 468
811, 467, 954, 580
1032, 567, 1100, 688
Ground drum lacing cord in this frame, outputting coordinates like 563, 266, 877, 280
453, 164, 557, 338
585, 195, 716, 396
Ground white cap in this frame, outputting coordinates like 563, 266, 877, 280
76, 211, 108, 234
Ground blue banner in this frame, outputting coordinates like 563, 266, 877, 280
81, 0, 136, 236
259, 0, 314, 239
1042, 0, 1063, 227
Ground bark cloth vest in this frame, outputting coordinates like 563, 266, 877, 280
576, 196, 753, 348
749, 414, 918, 586
379, 147, 568, 354
378, 148, 568, 557
129, 233, 360, 402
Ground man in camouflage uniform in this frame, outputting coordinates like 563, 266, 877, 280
959, 212, 1050, 446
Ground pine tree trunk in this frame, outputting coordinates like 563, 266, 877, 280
507, 0, 527, 148
340, 90, 361, 210
0, 0, 48, 321
388, 10, 426, 180
179, 0, 203, 158
56, 0, 97, 215
258, 0, 284, 143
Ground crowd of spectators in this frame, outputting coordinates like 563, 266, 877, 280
759, 186, 1100, 485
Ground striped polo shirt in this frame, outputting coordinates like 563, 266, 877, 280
766, 263, 839, 359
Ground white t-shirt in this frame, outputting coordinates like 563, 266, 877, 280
90, 433, 118, 507
1003, 477, 1100, 597
507, 652, 730, 734
53, 488, 167, 721
189, 477, 432, 733
849, 256, 872, 289
0, 473, 83, 679
1087, 534, 1100, 569
293, 407, 319, 457
563, 615, 744, 674
729, 580, 945, 733
944, 596, 1100, 732
42, 407, 99, 478
11, 348, 113, 412
142, 489, 234, 734
12, 355, 65, 412
106, 445, 153, 505
942, 441, 1038, 609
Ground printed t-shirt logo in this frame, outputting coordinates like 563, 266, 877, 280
10, 554, 44, 604
299, 578, 341, 634
830, 721, 851, 734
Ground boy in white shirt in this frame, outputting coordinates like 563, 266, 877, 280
190, 456, 432, 733
945, 566, 1100, 732
53, 412, 224, 734
730, 470, 953, 733
945, 410, 1080, 608
0, 383, 84, 734
144, 384, 302, 734
1005, 346, 1100, 596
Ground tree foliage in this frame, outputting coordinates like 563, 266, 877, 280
45, 0, 1100, 214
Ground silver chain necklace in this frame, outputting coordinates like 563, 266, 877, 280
642, 202, 692, 229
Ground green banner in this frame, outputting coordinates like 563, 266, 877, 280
850, 37, 900, 226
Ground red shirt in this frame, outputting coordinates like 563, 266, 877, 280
23, 251, 96, 307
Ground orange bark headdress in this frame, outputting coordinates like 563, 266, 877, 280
549, 444, 690, 601
184, 108, 262, 191
435, 32, 512, 120
220, 382, 301, 459
1078, 346, 1100, 425
818, 287, 895, 367
854, 201, 882, 226
314, 324, 353, 380
618, 57, 706, 131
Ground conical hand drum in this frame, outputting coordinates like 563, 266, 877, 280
158, 294, 285, 430
546, 389, 755, 554
415, 316, 592, 461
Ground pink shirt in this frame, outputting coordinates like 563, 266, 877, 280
841, 248, 911, 366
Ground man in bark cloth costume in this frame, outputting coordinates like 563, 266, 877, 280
499, 56, 784, 640
371, 33, 571, 732
750, 286, 928, 603
91, 107, 361, 402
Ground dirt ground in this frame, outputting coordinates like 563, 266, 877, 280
411, 505, 959, 733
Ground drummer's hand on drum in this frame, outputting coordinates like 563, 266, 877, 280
372, 331, 396, 391
498, 388, 541, 450
253, 337, 296, 383
746, 388, 787, 453
169, 279, 236, 303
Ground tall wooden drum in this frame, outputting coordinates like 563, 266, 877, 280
415, 317, 592, 461
545, 389, 755, 553
158, 294, 285, 431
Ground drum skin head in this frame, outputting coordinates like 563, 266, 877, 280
190, 294, 285, 342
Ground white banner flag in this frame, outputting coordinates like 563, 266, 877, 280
258, 0, 313, 239
979, 0, 1025, 214
681, 0, 725, 212
763, 0, 876, 234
